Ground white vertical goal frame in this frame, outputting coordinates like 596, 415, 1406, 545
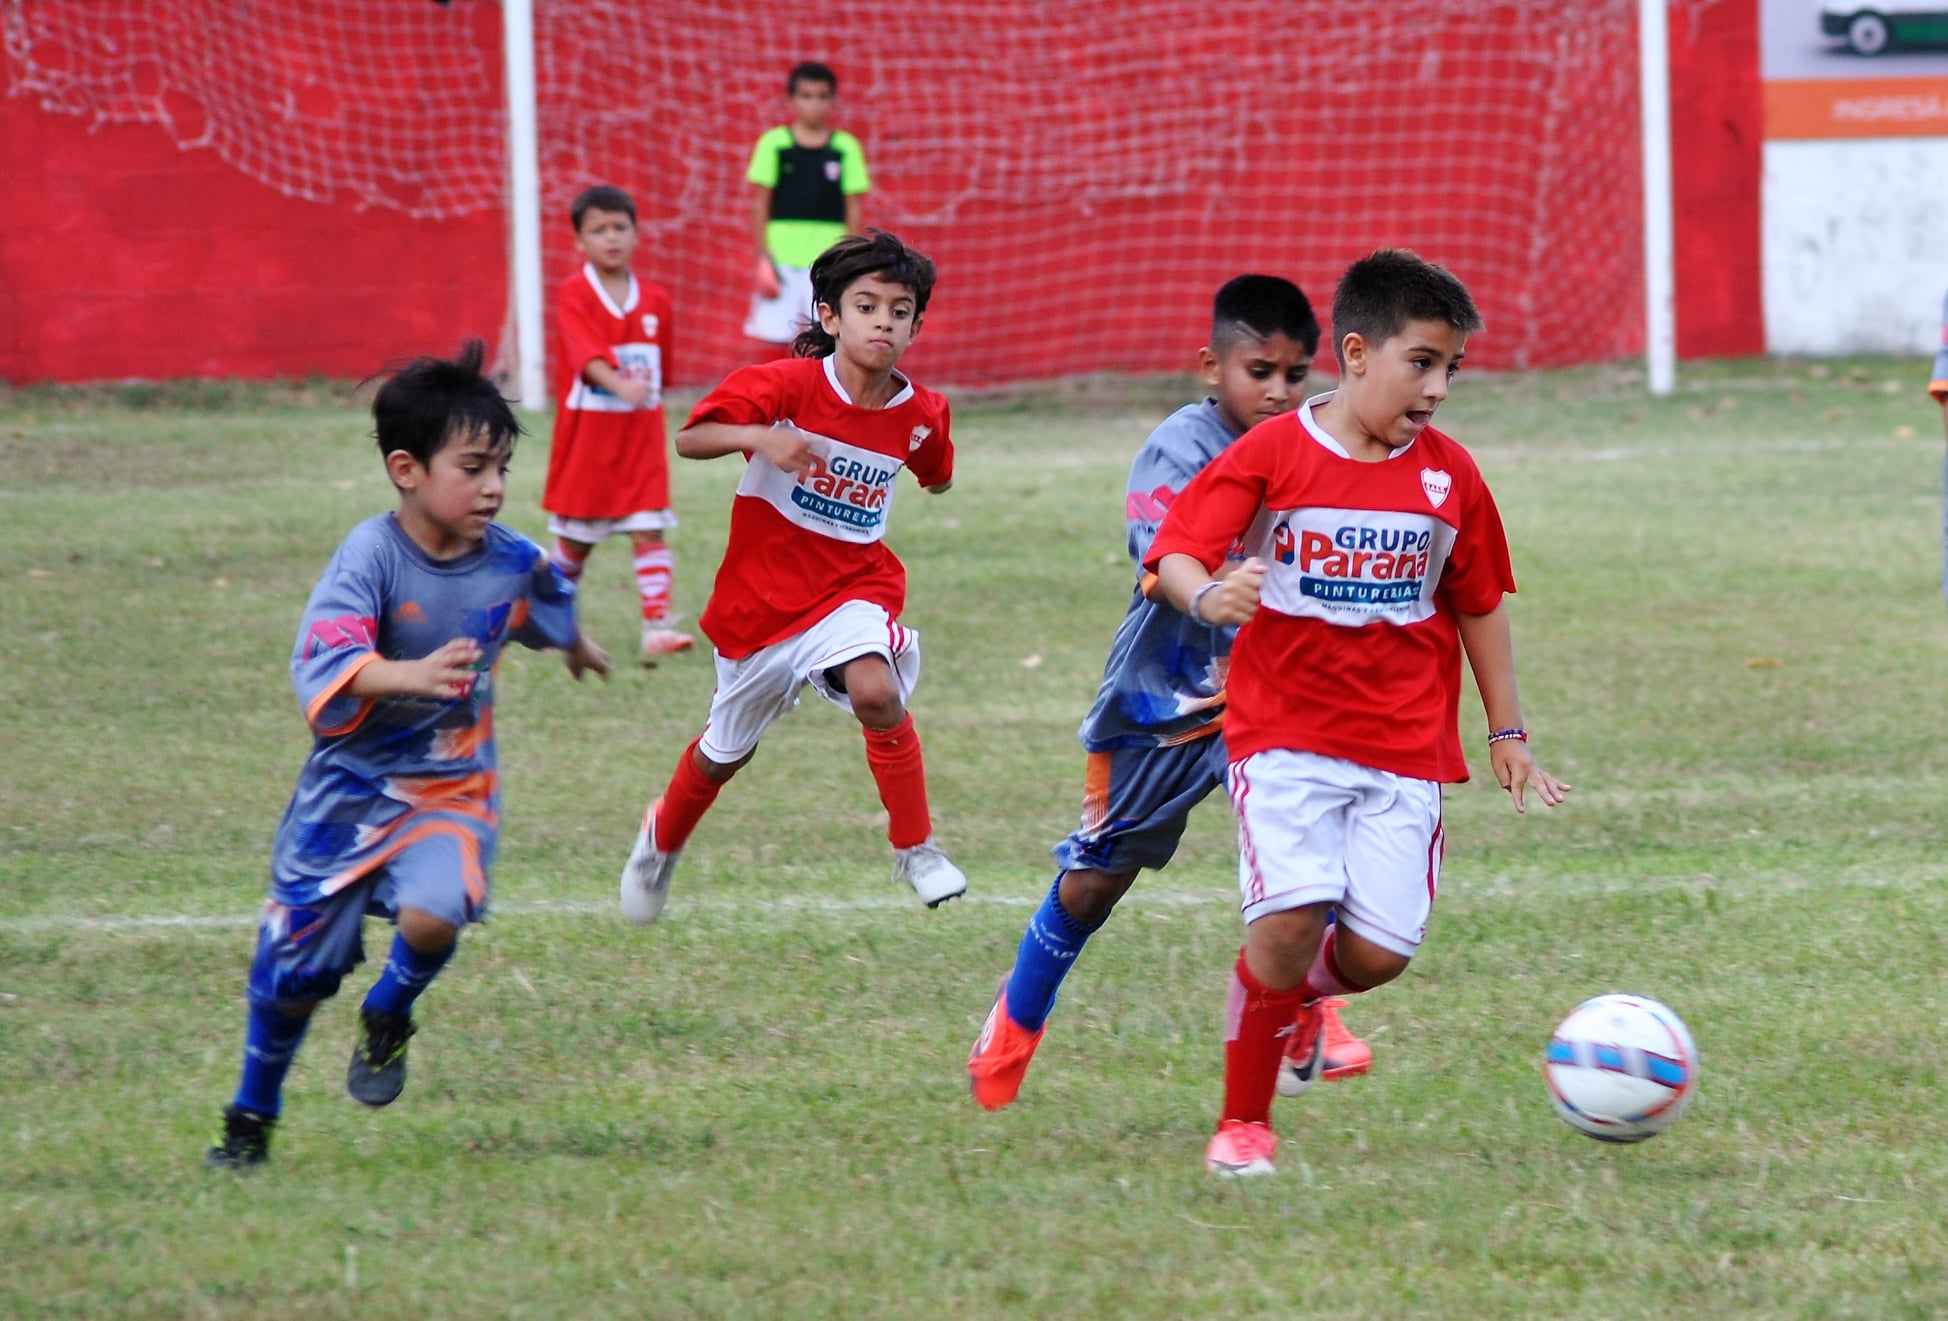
503, 0, 547, 412
1640, 0, 1677, 396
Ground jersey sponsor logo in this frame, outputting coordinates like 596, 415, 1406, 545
305, 613, 378, 654
1259, 509, 1448, 622
791, 451, 896, 529
568, 342, 662, 413
736, 424, 903, 543
1289, 524, 1431, 605
1420, 468, 1452, 509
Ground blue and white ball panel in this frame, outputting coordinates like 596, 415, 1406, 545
1543, 993, 1699, 1142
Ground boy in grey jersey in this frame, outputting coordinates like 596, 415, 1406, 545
969, 276, 1369, 1110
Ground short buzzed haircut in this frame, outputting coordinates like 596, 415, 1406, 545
788, 61, 837, 94
1330, 249, 1483, 367
1210, 275, 1320, 355
570, 184, 637, 231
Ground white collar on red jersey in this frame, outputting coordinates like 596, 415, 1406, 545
822, 353, 915, 409
581, 263, 640, 318
1297, 390, 1414, 460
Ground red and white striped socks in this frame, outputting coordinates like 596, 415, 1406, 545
550, 537, 592, 583
633, 542, 674, 623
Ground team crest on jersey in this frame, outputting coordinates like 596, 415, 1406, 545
1420, 468, 1452, 509
908, 425, 931, 452
824, 160, 842, 181
640, 314, 659, 337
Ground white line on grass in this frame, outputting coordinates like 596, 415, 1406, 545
3, 867, 1941, 937
0, 890, 1193, 936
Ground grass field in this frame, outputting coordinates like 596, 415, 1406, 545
4, 358, 1948, 1319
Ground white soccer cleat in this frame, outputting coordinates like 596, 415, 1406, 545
619, 801, 684, 925
892, 837, 967, 908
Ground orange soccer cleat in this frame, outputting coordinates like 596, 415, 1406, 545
639, 626, 696, 667
1318, 997, 1373, 1081
967, 984, 1045, 1111
1205, 1119, 1279, 1177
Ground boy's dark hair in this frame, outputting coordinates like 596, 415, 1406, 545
370, 339, 522, 468
791, 230, 937, 359
788, 61, 837, 94
1330, 248, 1483, 367
1211, 275, 1320, 355
570, 184, 637, 231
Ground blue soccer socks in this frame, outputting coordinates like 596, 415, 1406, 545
361, 932, 454, 1019
233, 1003, 313, 1118
1002, 874, 1100, 1033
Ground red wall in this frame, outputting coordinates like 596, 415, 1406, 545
1670, 0, 1766, 358
0, 94, 507, 385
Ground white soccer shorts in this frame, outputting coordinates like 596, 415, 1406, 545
742, 263, 816, 344
698, 599, 922, 763
546, 510, 678, 543
1228, 748, 1444, 958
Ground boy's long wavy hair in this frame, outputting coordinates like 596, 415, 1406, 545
791, 230, 937, 359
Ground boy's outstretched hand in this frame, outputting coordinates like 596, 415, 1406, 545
565, 634, 611, 681
754, 255, 782, 300
1490, 742, 1570, 813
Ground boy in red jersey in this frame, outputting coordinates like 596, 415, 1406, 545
1145, 249, 1569, 1177
618, 230, 965, 922
542, 185, 694, 666
967, 276, 1372, 1112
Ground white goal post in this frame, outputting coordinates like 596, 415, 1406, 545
503, 0, 548, 412
1640, 0, 1677, 396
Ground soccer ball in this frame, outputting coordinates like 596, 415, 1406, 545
1543, 993, 1699, 1143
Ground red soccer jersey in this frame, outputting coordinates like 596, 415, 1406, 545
1145, 395, 1515, 782
687, 355, 954, 659
542, 265, 675, 519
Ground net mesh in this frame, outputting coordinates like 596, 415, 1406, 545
4, 0, 1673, 384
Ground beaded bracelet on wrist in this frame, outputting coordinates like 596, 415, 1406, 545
1188, 581, 1221, 624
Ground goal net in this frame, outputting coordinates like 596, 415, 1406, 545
6, 0, 1657, 385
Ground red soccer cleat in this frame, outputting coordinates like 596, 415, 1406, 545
1205, 1119, 1278, 1177
967, 984, 1045, 1112
639, 626, 696, 667
1318, 997, 1373, 1081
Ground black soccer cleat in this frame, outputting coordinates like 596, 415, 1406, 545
346, 1007, 417, 1107
205, 1104, 275, 1171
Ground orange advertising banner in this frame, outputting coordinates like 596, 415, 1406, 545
1765, 76, 1948, 138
